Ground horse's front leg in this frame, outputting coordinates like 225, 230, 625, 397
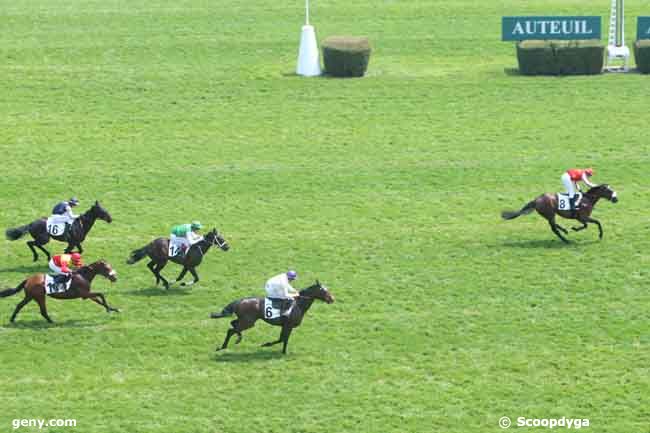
555, 223, 568, 234
75, 243, 83, 253
281, 326, 294, 354
86, 292, 119, 313
584, 217, 603, 239
182, 267, 199, 286
572, 222, 588, 232
175, 267, 189, 284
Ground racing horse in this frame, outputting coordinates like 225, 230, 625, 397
126, 228, 230, 289
0, 260, 119, 323
5, 201, 112, 262
210, 280, 334, 354
501, 184, 618, 243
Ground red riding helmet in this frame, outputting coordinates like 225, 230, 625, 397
71, 253, 83, 266
585, 168, 594, 176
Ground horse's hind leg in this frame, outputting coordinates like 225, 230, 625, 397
147, 261, 161, 285
217, 328, 238, 351
26, 241, 39, 262
555, 223, 568, 234
216, 319, 252, 351
154, 263, 170, 289
86, 292, 119, 313
548, 220, 569, 243
10, 296, 33, 323
34, 295, 53, 323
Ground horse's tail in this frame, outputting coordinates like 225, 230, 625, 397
0, 280, 26, 298
501, 200, 536, 220
5, 224, 30, 241
210, 301, 239, 319
126, 245, 149, 265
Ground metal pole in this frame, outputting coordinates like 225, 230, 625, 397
306, 0, 310, 26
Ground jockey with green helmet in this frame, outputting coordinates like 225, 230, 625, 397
169, 221, 203, 256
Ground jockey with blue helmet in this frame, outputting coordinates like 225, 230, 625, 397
265, 270, 299, 318
51, 197, 79, 224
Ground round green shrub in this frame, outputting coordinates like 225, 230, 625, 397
322, 36, 371, 77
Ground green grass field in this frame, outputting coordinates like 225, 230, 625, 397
1, 1, 649, 432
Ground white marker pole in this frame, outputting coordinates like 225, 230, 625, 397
296, 0, 321, 76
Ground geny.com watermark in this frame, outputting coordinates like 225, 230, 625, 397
499, 416, 590, 429
12, 419, 76, 430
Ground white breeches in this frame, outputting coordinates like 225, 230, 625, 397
561, 173, 576, 196
265, 288, 291, 300
170, 234, 190, 249
48, 260, 66, 275
49, 214, 74, 225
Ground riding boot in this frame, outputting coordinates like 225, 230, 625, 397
64, 224, 73, 242
569, 196, 577, 210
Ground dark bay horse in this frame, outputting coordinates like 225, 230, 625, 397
126, 229, 230, 289
5, 201, 112, 262
0, 260, 119, 323
211, 281, 334, 354
501, 184, 618, 243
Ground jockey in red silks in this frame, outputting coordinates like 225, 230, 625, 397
561, 168, 596, 209
49, 253, 83, 284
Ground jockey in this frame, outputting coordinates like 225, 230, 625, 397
51, 197, 79, 225
265, 270, 299, 318
170, 221, 203, 256
561, 168, 596, 209
48, 253, 83, 286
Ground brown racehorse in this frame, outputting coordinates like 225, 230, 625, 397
0, 260, 119, 323
5, 201, 112, 262
210, 280, 334, 354
501, 184, 618, 243
127, 229, 229, 289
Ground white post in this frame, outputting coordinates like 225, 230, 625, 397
296, 0, 321, 76
606, 0, 630, 71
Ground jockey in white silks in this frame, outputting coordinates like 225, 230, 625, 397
265, 270, 299, 317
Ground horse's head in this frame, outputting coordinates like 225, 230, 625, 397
300, 280, 335, 304
590, 184, 618, 203
90, 201, 113, 223
206, 229, 230, 251
91, 260, 118, 282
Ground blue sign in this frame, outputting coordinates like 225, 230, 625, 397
502, 16, 601, 41
638, 17, 650, 40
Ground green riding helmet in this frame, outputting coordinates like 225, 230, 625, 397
191, 221, 202, 231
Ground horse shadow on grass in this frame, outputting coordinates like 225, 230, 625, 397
213, 350, 288, 363
500, 238, 600, 249
0, 265, 45, 274
123, 286, 192, 297
2, 318, 96, 329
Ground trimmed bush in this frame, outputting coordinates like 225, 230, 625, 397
516, 40, 604, 75
322, 36, 371, 77
634, 40, 650, 73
